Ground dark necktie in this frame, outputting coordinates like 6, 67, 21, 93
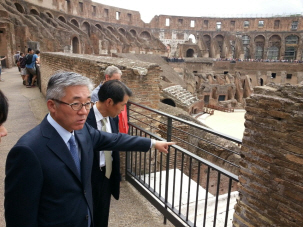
68, 134, 81, 175
69, 134, 91, 226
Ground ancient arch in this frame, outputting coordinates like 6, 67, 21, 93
254, 35, 265, 59
161, 99, 176, 107
71, 19, 79, 28
81, 21, 91, 36
72, 37, 79, 54
119, 28, 126, 36
30, 9, 39, 16
107, 26, 115, 33
260, 78, 264, 86
58, 16, 66, 23
284, 35, 299, 60
267, 35, 281, 60
95, 24, 102, 30
45, 11, 54, 18
186, 48, 195, 57
139, 31, 151, 40
203, 35, 211, 57
130, 29, 137, 37
242, 35, 251, 59
214, 34, 224, 58
14, 3, 25, 14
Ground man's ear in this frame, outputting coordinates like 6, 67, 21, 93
47, 99, 56, 112
106, 98, 113, 106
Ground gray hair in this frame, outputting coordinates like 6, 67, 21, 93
104, 65, 122, 79
46, 71, 94, 100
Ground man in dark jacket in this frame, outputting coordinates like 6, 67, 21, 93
4, 72, 174, 227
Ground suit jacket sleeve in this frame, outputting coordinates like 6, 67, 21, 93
5, 145, 43, 227
84, 123, 151, 152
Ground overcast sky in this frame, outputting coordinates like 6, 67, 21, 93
93, 0, 303, 23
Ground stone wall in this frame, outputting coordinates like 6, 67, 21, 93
213, 61, 303, 86
40, 52, 161, 108
233, 83, 303, 227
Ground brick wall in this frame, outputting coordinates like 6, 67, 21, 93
233, 83, 303, 227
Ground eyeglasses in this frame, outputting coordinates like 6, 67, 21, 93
52, 99, 92, 111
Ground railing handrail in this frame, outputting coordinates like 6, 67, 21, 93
128, 101, 242, 144
129, 122, 239, 181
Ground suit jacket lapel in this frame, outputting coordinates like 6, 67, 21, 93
109, 118, 118, 134
41, 117, 82, 182
87, 108, 98, 129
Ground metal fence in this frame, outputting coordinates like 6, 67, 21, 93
125, 101, 242, 227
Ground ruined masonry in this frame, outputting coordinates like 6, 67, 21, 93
233, 83, 303, 227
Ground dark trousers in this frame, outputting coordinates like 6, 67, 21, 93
92, 167, 112, 227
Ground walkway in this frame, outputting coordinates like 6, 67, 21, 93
0, 67, 173, 227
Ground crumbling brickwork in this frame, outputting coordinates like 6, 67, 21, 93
233, 83, 303, 227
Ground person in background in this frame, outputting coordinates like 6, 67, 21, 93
24, 48, 38, 88
35, 50, 41, 89
0, 56, 7, 82
19, 52, 27, 85
14, 51, 20, 72
0, 90, 9, 143
91, 65, 129, 134
87, 80, 132, 227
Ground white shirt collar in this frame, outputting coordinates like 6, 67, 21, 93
47, 113, 74, 145
93, 103, 109, 123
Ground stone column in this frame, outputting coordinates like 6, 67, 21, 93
233, 83, 303, 227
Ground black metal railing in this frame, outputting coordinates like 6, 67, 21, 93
125, 101, 242, 227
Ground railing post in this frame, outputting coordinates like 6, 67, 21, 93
126, 102, 131, 180
164, 117, 172, 224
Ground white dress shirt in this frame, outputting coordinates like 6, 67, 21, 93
93, 104, 112, 167
47, 113, 81, 160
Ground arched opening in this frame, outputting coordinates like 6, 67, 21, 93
186, 49, 194, 57
72, 37, 79, 54
130, 29, 136, 37
139, 31, 151, 40
14, 3, 24, 14
268, 35, 281, 60
58, 16, 66, 23
188, 34, 196, 43
203, 35, 211, 57
71, 19, 79, 28
215, 35, 224, 58
119, 28, 126, 36
81, 22, 90, 36
254, 35, 265, 59
46, 12, 53, 18
162, 99, 176, 107
260, 78, 264, 86
242, 35, 250, 59
107, 26, 115, 33
95, 24, 102, 30
267, 46, 279, 60
30, 9, 39, 16
284, 35, 299, 60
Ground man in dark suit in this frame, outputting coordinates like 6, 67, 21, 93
87, 80, 132, 226
4, 72, 174, 227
